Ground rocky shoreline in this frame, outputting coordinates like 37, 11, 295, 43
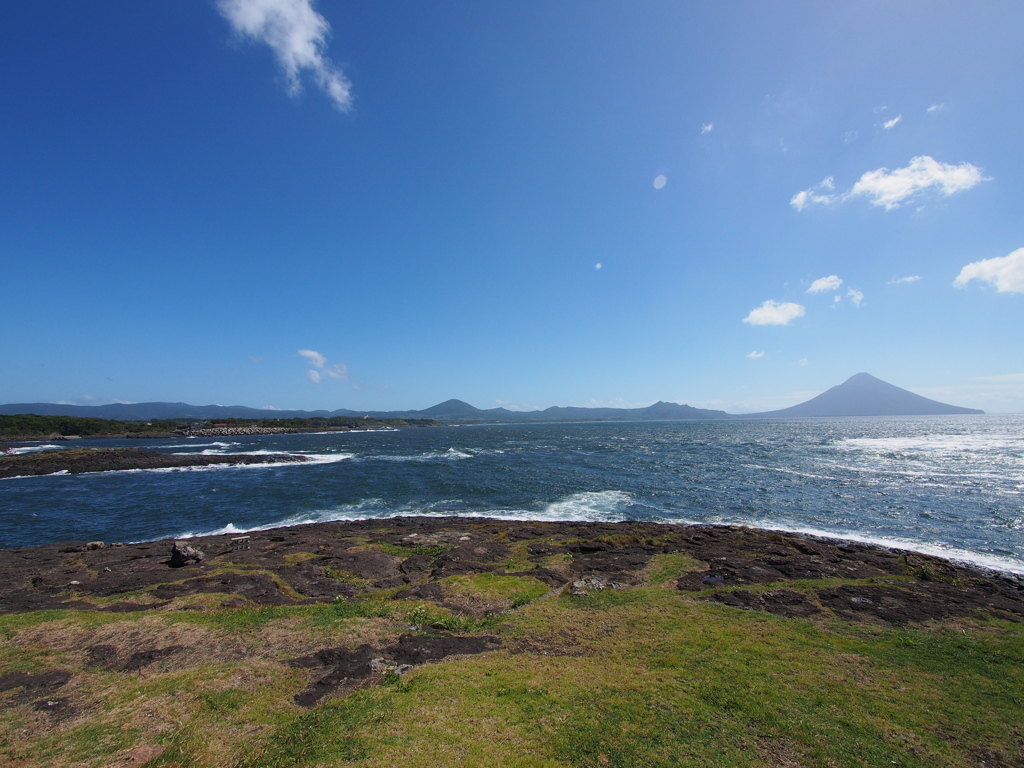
2, 517, 1023, 766
0, 447, 308, 479
2, 517, 1021, 622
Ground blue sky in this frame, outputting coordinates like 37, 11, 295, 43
2, 1, 1022, 413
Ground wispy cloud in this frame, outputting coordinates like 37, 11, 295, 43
882, 114, 902, 130
747, 351, 765, 359
324, 362, 348, 380
807, 275, 842, 294
218, 0, 353, 111
847, 288, 864, 307
701, 122, 714, 134
954, 248, 1024, 294
889, 275, 921, 285
792, 156, 987, 212
742, 300, 806, 326
298, 348, 349, 384
248, 355, 265, 363
790, 177, 836, 212
927, 103, 945, 114
298, 349, 326, 368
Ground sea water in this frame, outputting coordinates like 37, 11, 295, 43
1, 416, 1022, 574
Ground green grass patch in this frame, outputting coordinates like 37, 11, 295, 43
3, 563, 1024, 767
443, 572, 549, 608
644, 552, 703, 584
235, 691, 391, 768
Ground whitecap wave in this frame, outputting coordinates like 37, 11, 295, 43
836, 433, 1024, 456
365, 447, 478, 462
651, 516, 1024, 576
173, 490, 638, 539
4, 444, 65, 455
161, 441, 239, 450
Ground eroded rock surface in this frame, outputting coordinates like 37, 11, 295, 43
0, 518, 1021, 628
290, 633, 502, 707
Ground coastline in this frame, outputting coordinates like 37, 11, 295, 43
3, 517, 1022, 617
2, 516, 1023, 767
0, 447, 309, 479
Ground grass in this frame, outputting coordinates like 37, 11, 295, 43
2, 548, 1023, 768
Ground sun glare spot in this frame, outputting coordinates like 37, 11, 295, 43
653, 175, 667, 190
595, 262, 603, 270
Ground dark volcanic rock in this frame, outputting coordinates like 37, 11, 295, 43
151, 573, 292, 605
290, 633, 502, 707
1, 517, 1022, 628
429, 541, 510, 578
122, 646, 183, 673
0, 669, 71, 706
705, 589, 821, 618
87, 644, 119, 668
318, 550, 403, 582
277, 563, 356, 599
32, 696, 73, 720
0, 447, 308, 478
169, 541, 204, 568
817, 582, 1024, 624
393, 582, 445, 601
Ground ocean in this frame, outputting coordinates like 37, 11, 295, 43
2, 416, 1022, 574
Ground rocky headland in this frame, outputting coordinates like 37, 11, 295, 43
0, 447, 308, 479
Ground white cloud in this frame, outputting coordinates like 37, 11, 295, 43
299, 348, 349, 383
882, 114, 903, 130
927, 103, 945, 114
298, 349, 326, 368
325, 362, 348, 380
849, 156, 987, 210
807, 275, 843, 294
792, 156, 987, 212
847, 288, 864, 307
889, 275, 921, 285
954, 248, 1024, 294
701, 122, 714, 134
747, 351, 765, 359
790, 177, 837, 211
742, 300, 806, 326
799, 358, 809, 366
218, 0, 353, 111
833, 295, 841, 304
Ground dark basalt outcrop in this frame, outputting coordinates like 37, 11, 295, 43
0, 447, 308, 478
1, 518, 1022, 625
289, 634, 502, 707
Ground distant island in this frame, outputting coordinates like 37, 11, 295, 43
0, 374, 983, 438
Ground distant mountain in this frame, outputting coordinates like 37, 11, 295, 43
743, 373, 984, 418
0, 402, 339, 421
0, 373, 983, 423
0, 398, 729, 423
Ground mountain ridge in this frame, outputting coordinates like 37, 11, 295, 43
0, 373, 984, 423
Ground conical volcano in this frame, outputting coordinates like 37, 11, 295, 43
747, 373, 984, 417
